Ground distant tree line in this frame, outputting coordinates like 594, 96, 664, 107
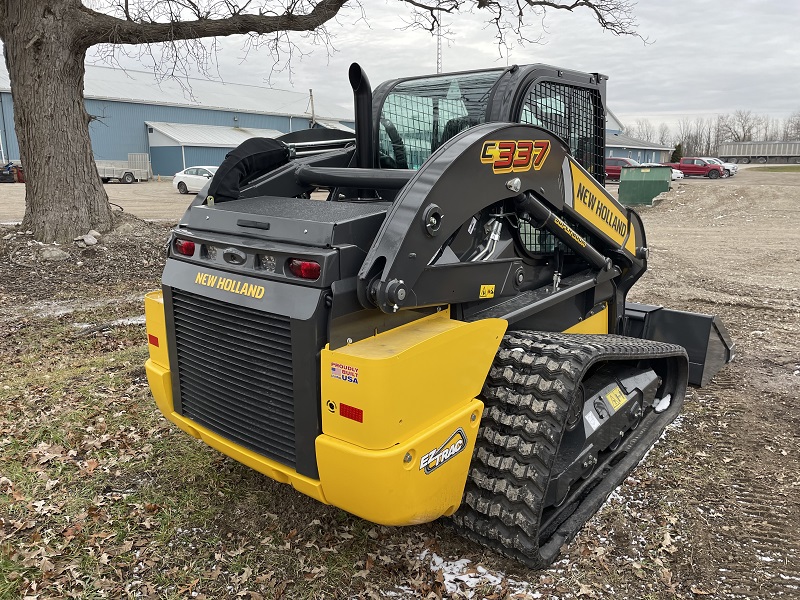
623, 110, 800, 157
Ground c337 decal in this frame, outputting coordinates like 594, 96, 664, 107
480, 140, 550, 174
420, 428, 467, 475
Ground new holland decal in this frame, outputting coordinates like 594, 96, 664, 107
569, 161, 637, 255
194, 271, 265, 299
480, 139, 550, 174
419, 428, 467, 474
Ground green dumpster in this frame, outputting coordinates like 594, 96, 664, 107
618, 166, 671, 206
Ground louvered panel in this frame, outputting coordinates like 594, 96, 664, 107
171, 289, 296, 466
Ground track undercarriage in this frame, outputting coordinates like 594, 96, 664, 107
454, 332, 687, 567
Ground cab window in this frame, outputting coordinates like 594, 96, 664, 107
378, 71, 504, 170
518, 80, 603, 180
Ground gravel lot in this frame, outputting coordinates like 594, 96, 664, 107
0, 179, 189, 224
0, 165, 790, 225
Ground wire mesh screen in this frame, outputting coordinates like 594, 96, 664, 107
379, 95, 468, 169
519, 81, 604, 181
518, 222, 557, 254
517, 219, 595, 256
378, 71, 504, 170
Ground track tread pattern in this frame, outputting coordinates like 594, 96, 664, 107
451, 331, 686, 568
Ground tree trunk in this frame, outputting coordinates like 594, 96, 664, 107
2, 1, 112, 243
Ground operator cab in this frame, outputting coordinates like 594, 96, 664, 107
372, 64, 606, 182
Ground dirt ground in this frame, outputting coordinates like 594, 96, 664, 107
0, 179, 187, 224
0, 169, 798, 599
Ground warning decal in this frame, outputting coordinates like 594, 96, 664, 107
605, 386, 628, 411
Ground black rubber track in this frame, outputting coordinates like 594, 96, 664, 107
451, 331, 688, 569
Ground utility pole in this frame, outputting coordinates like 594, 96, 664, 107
436, 5, 442, 74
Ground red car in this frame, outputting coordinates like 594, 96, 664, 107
663, 158, 725, 179
604, 157, 640, 181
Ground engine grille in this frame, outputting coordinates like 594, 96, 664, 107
171, 289, 296, 467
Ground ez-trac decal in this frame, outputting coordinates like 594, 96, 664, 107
419, 428, 467, 474
480, 139, 550, 174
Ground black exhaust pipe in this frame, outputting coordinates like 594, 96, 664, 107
349, 63, 375, 170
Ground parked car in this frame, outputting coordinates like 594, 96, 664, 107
604, 157, 641, 181
702, 157, 738, 177
173, 166, 218, 194
662, 158, 726, 179
640, 163, 684, 181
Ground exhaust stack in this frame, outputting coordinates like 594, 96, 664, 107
349, 63, 375, 170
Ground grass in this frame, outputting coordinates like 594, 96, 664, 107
0, 301, 447, 598
748, 165, 800, 172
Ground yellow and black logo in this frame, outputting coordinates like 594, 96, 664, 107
195, 271, 265, 299
420, 428, 468, 475
605, 386, 628, 411
480, 139, 550, 174
479, 284, 495, 299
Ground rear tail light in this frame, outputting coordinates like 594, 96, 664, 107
288, 259, 321, 280
174, 238, 196, 256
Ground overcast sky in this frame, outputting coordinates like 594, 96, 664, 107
103, 1, 799, 128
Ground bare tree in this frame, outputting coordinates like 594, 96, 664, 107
628, 119, 656, 143
757, 115, 783, 142
693, 117, 712, 156
657, 122, 671, 147
673, 117, 716, 157
674, 117, 697, 156
785, 111, 800, 141
710, 114, 728, 156
724, 109, 758, 142
0, 0, 643, 243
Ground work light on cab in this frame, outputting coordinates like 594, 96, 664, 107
288, 258, 320, 280
173, 238, 196, 256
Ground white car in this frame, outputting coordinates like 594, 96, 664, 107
173, 166, 218, 194
703, 157, 738, 177
640, 163, 684, 181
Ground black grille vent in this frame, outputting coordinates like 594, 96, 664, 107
171, 289, 295, 467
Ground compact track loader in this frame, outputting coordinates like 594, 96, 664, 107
145, 63, 733, 567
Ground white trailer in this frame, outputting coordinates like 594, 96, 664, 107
718, 141, 800, 164
95, 153, 151, 183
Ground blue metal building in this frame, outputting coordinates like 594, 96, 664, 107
0, 65, 353, 176
604, 110, 673, 163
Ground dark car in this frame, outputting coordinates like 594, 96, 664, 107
605, 157, 640, 181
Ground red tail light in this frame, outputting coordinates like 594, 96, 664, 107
288, 259, 321, 280
174, 239, 196, 256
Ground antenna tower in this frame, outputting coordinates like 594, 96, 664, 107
436, 6, 442, 73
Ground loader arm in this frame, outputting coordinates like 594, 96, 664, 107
357, 122, 648, 321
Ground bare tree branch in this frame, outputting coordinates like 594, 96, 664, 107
395, 0, 643, 45
75, 0, 348, 48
